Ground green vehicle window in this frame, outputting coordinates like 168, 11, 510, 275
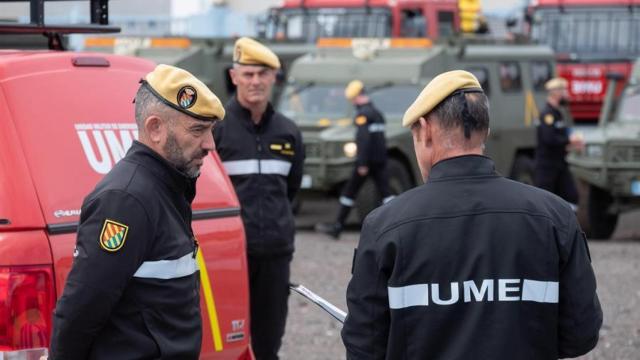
466, 67, 490, 95
499, 62, 522, 92
531, 61, 552, 91
279, 84, 350, 119
618, 86, 640, 122
369, 85, 422, 117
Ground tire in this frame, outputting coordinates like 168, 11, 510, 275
587, 185, 618, 239
510, 154, 535, 185
355, 158, 413, 223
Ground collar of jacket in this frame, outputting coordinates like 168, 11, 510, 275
125, 141, 197, 202
427, 154, 497, 182
355, 101, 372, 112
545, 102, 562, 117
226, 95, 275, 132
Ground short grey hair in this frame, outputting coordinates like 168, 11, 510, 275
134, 85, 164, 128
428, 92, 490, 137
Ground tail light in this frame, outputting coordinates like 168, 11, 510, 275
0, 265, 55, 351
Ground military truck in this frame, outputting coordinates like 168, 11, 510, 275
83, 36, 315, 104
278, 38, 555, 220
567, 58, 640, 239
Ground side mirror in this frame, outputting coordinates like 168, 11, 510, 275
599, 72, 626, 126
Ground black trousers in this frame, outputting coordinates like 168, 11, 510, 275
336, 162, 392, 225
534, 163, 578, 204
248, 254, 292, 360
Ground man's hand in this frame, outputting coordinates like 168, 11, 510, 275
357, 166, 369, 177
569, 132, 585, 151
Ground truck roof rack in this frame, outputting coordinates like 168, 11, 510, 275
0, 0, 120, 50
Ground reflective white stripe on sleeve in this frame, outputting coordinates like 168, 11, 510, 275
260, 159, 292, 176
339, 196, 355, 207
133, 252, 199, 280
222, 159, 291, 176
368, 123, 386, 133
388, 284, 429, 309
521, 279, 559, 303
223, 160, 259, 176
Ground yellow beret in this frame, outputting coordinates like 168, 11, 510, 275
233, 37, 281, 69
143, 64, 224, 122
402, 70, 482, 127
345, 80, 364, 100
545, 77, 568, 91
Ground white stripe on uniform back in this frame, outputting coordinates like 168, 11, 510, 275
388, 284, 429, 309
133, 252, 199, 280
222, 159, 291, 176
521, 279, 559, 303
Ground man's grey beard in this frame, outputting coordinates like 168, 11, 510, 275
164, 131, 202, 178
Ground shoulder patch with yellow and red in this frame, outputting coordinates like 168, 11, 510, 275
99, 219, 129, 252
355, 115, 367, 126
544, 114, 555, 125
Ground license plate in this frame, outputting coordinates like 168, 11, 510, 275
631, 180, 640, 196
301, 174, 312, 189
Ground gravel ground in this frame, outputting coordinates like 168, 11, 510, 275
278, 201, 640, 360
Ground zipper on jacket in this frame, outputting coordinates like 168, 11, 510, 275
256, 134, 264, 240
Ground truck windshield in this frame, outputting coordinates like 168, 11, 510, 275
265, 7, 392, 42
618, 86, 640, 122
278, 83, 421, 120
530, 7, 640, 60
279, 84, 350, 119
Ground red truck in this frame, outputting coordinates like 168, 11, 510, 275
0, 1, 252, 358
526, 0, 640, 122
264, 0, 478, 41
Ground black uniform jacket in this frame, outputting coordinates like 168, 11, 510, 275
342, 155, 602, 360
536, 102, 570, 167
215, 96, 304, 257
51, 141, 201, 360
354, 102, 387, 166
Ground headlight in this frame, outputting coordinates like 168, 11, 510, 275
343, 142, 357, 158
585, 144, 603, 158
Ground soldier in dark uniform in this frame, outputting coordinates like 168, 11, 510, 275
316, 80, 394, 239
535, 77, 584, 207
50, 65, 225, 360
342, 70, 602, 359
214, 37, 304, 360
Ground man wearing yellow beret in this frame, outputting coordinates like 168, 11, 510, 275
316, 80, 393, 239
51, 64, 224, 359
534, 77, 583, 209
214, 37, 304, 360
342, 70, 602, 359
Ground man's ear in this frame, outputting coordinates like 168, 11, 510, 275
144, 115, 165, 144
417, 116, 431, 145
229, 68, 238, 86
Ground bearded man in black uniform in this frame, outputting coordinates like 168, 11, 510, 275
50, 65, 224, 359
316, 80, 394, 239
342, 70, 602, 360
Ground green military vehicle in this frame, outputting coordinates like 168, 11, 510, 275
83, 36, 315, 104
568, 58, 640, 239
277, 38, 556, 220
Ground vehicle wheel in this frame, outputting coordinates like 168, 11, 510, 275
355, 158, 413, 223
510, 155, 534, 185
588, 185, 618, 239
